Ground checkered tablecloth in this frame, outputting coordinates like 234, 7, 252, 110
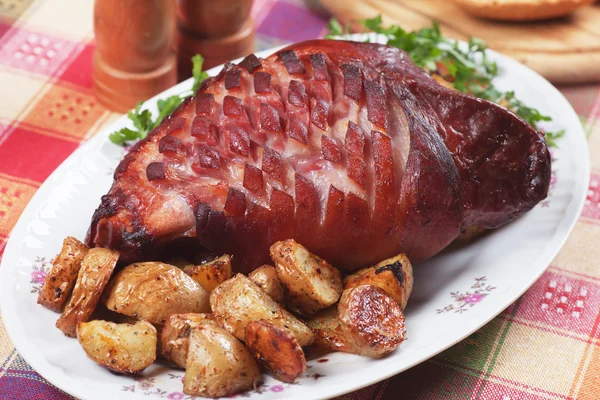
1, 0, 600, 399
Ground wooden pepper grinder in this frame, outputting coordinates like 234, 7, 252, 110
93, 0, 178, 113
176, 0, 255, 79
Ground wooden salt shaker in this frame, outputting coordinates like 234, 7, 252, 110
177, 0, 255, 79
93, 0, 178, 113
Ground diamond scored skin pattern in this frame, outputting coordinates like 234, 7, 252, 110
87, 40, 551, 274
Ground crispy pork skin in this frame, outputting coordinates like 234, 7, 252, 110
87, 40, 550, 273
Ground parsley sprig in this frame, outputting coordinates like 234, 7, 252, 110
328, 16, 563, 147
325, 18, 349, 39
109, 54, 209, 146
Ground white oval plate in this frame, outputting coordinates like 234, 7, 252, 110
0, 34, 589, 400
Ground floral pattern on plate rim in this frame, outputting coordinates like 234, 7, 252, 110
121, 376, 191, 400
436, 276, 497, 314
120, 370, 325, 398
30, 256, 52, 294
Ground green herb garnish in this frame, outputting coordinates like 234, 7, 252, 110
327, 16, 562, 147
325, 18, 349, 39
109, 54, 209, 146
544, 130, 565, 148
191, 54, 209, 93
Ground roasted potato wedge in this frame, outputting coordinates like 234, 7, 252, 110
245, 320, 306, 383
183, 254, 232, 293
56, 248, 119, 337
307, 285, 406, 358
210, 274, 314, 346
161, 313, 213, 368
38, 236, 89, 312
184, 321, 262, 398
306, 306, 352, 353
338, 285, 406, 358
270, 240, 342, 316
248, 264, 285, 304
103, 262, 210, 325
343, 254, 414, 310
76, 319, 156, 375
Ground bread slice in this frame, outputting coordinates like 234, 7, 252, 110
453, 0, 595, 21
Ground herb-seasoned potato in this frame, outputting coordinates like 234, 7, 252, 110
245, 320, 306, 383
77, 319, 156, 375
183, 254, 232, 293
343, 254, 414, 310
270, 240, 342, 316
210, 274, 314, 346
338, 285, 406, 358
38, 237, 89, 312
56, 248, 119, 337
184, 322, 262, 398
306, 306, 352, 353
307, 285, 406, 358
103, 262, 210, 325
248, 264, 285, 304
161, 313, 213, 368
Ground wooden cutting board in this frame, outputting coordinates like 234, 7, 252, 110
319, 0, 600, 84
